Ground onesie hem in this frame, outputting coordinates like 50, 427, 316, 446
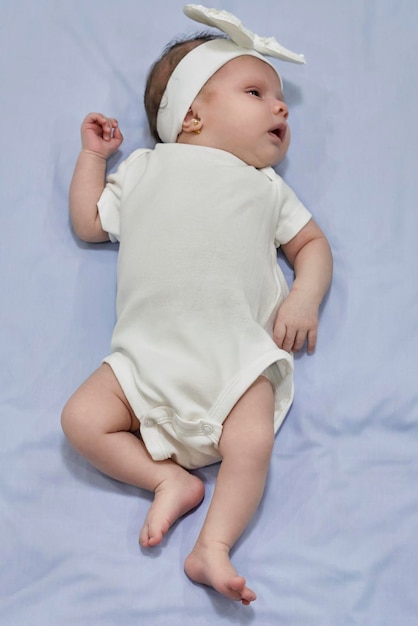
208, 349, 294, 433
102, 348, 294, 469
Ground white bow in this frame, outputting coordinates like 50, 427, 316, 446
183, 4, 306, 64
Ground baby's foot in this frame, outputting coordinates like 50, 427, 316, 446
184, 540, 256, 605
139, 472, 204, 547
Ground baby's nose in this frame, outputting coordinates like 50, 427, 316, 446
274, 101, 289, 118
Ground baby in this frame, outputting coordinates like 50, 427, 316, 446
62, 6, 332, 606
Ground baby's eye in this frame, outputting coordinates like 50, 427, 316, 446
247, 89, 261, 97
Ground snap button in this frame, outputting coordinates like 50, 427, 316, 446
201, 423, 214, 435
143, 418, 155, 428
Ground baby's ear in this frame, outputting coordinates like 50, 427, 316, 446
181, 109, 202, 134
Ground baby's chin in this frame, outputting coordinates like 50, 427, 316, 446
252, 157, 285, 170
244, 148, 288, 170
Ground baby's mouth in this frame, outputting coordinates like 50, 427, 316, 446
269, 123, 287, 141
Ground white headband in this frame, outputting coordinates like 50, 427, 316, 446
156, 4, 306, 143
157, 39, 278, 144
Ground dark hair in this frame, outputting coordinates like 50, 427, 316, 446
144, 32, 222, 143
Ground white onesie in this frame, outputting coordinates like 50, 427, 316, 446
98, 144, 311, 469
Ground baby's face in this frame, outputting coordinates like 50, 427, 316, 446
193, 56, 290, 168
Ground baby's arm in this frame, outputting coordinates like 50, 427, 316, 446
69, 112, 123, 242
274, 219, 333, 354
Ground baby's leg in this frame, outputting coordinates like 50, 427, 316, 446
61, 364, 204, 546
185, 375, 275, 605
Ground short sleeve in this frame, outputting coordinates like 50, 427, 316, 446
273, 174, 312, 246
97, 148, 151, 242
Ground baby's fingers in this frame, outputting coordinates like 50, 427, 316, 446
274, 320, 317, 354
101, 117, 119, 141
273, 321, 286, 350
274, 323, 297, 353
82, 113, 117, 140
83, 111, 107, 131
112, 123, 123, 143
306, 328, 318, 354
292, 329, 308, 353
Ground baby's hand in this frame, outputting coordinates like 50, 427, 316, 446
80, 112, 123, 159
273, 289, 319, 354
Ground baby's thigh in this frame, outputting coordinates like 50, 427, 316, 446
61, 363, 140, 438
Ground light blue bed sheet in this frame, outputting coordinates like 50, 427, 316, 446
1, 1, 418, 624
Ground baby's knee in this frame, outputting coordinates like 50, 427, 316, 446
61, 394, 88, 448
